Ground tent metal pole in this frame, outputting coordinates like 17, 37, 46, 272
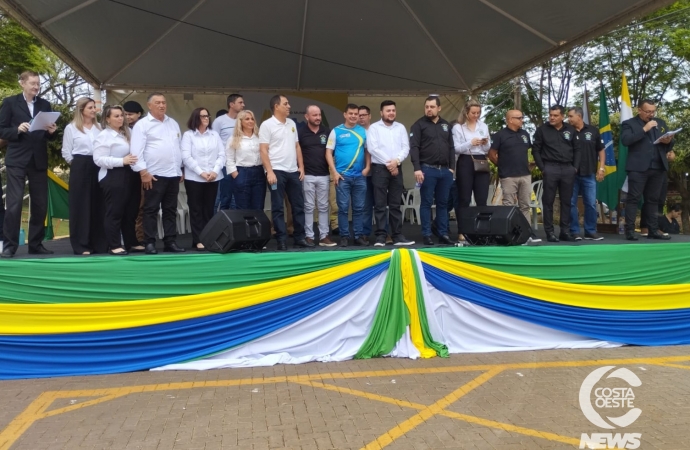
296, 0, 309, 91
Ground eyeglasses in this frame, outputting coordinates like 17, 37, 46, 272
359, 114, 370, 118
640, 109, 656, 115
511, 116, 524, 120
200, 115, 210, 119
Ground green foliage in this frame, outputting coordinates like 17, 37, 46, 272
46, 103, 72, 171
0, 12, 48, 90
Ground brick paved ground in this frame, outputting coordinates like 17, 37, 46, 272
2, 345, 690, 450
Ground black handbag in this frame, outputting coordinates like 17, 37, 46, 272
461, 126, 490, 173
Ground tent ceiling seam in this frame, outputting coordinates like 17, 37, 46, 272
103, 0, 207, 85
41, 0, 99, 27
296, 0, 309, 91
398, 0, 470, 92
478, 0, 558, 46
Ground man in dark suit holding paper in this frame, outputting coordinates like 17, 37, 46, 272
621, 99, 674, 241
0, 71, 58, 257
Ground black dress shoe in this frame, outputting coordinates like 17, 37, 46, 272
1, 248, 15, 258
423, 236, 434, 245
354, 237, 369, 247
546, 233, 559, 242
108, 248, 129, 256
648, 231, 671, 240
438, 235, 455, 245
164, 242, 186, 253
28, 245, 54, 255
145, 243, 158, 254
559, 233, 576, 242
277, 241, 288, 251
625, 231, 639, 241
294, 239, 315, 248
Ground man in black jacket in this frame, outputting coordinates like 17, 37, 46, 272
0, 71, 57, 257
409, 96, 455, 246
621, 99, 674, 241
533, 105, 581, 242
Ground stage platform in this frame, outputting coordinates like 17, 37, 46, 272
7, 222, 689, 259
1, 224, 689, 380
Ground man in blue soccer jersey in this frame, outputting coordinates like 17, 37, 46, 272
326, 104, 371, 247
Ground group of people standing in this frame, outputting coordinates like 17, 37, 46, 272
0, 71, 678, 257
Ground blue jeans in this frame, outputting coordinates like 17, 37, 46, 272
362, 175, 388, 236
362, 176, 374, 236
234, 166, 266, 210
336, 175, 366, 239
214, 167, 236, 212
270, 170, 306, 242
570, 174, 597, 235
420, 165, 453, 237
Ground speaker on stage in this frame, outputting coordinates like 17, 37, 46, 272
457, 206, 531, 246
200, 210, 271, 252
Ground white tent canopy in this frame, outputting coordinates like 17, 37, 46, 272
0, 0, 675, 94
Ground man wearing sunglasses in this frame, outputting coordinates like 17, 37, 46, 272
621, 99, 674, 241
488, 110, 540, 243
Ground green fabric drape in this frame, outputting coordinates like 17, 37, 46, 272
411, 252, 448, 358
0, 250, 383, 304
421, 244, 690, 286
355, 251, 409, 359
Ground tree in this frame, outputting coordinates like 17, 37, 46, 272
0, 11, 48, 91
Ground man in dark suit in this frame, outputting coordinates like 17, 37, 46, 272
0, 71, 58, 257
621, 99, 674, 241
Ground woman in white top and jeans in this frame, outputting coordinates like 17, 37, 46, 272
453, 100, 492, 211
226, 110, 264, 210
62, 97, 106, 255
93, 105, 142, 255
181, 107, 226, 250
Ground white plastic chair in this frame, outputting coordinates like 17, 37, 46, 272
177, 183, 189, 233
529, 180, 544, 230
401, 188, 421, 224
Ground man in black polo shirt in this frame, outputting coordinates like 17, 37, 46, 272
533, 104, 581, 242
621, 99, 674, 241
298, 105, 336, 246
567, 107, 606, 241
488, 109, 540, 243
409, 96, 455, 245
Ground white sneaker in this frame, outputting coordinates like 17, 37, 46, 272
528, 235, 542, 243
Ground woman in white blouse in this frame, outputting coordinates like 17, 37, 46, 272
62, 97, 106, 255
181, 107, 226, 250
453, 99, 492, 211
93, 105, 142, 255
226, 110, 263, 210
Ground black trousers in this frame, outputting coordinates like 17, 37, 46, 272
100, 167, 141, 250
68, 155, 107, 254
3, 160, 48, 253
541, 161, 576, 234
143, 176, 180, 245
456, 154, 490, 208
184, 179, 218, 245
371, 164, 404, 238
626, 169, 665, 234
640, 171, 668, 229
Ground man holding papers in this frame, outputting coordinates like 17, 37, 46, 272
0, 70, 58, 257
621, 99, 674, 241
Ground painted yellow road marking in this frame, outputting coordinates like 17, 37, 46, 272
362, 368, 504, 450
2, 355, 689, 450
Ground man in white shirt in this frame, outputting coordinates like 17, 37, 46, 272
367, 100, 414, 247
259, 95, 312, 250
131, 92, 185, 254
212, 93, 244, 212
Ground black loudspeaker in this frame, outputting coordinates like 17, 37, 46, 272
200, 209, 271, 252
458, 206, 531, 246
